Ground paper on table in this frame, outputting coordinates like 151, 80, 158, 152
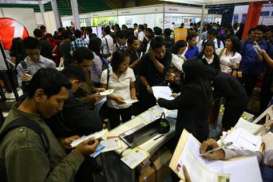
71, 130, 107, 148
222, 128, 262, 152
152, 86, 174, 100
234, 118, 262, 135
121, 148, 149, 169
101, 138, 123, 153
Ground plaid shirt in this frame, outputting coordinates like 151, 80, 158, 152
71, 38, 88, 52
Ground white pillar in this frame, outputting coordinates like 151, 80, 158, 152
51, 0, 61, 28
38, 0, 46, 25
200, 4, 206, 35
70, 0, 80, 30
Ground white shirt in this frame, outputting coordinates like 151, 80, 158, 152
90, 52, 103, 83
202, 55, 214, 65
17, 56, 56, 86
138, 31, 145, 42
101, 34, 114, 55
197, 38, 224, 53
101, 67, 136, 109
171, 54, 184, 72
218, 48, 242, 74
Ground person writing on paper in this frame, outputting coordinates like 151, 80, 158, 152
200, 133, 273, 182
0, 68, 99, 182
100, 50, 137, 129
158, 60, 213, 147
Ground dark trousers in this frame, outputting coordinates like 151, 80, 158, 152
243, 73, 258, 96
107, 106, 133, 129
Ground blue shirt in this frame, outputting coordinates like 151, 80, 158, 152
185, 46, 199, 60
241, 40, 268, 76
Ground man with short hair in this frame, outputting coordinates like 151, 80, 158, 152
185, 32, 199, 60
71, 29, 88, 52
139, 36, 172, 111
0, 68, 99, 182
241, 25, 269, 96
33, 28, 53, 59
101, 26, 114, 58
114, 30, 128, 52
198, 28, 224, 52
16, 37, 56, 87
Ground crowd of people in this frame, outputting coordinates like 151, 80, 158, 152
0, 21, 273, 181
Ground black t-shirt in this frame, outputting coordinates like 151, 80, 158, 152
139, 51, 172, 86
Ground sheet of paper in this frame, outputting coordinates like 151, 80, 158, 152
222, 128, 262, 151
152, 86, 174, 100
101, 138, 123, 153
234, 118, 262, 135
176, 134, 219, 182
124, 99, 138, 104
71, 130, 107, 148
121, 149, 149, 169
170, 130, 263, 182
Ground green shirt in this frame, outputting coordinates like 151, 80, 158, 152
0, 105, 84, 182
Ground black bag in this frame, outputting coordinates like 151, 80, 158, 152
0, 117, 49, 181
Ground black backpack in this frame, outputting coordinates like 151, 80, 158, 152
0, 117, 49, 181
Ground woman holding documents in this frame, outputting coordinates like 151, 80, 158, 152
101, 50, 137, 129
158, 60, 214, 146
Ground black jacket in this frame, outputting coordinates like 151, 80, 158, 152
213, 73, 248, 108
158, 60, 213, 142
48, 94, 102, 137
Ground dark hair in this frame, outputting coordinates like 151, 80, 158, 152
25, 68, 71, 98
127, 36, 138, 45
116, 30, 128, 39
138, 25, 144, 31
33, 28, 43, 38
208, 29, 218, 36
74, 29, 82, 38
154, 27, 162, 36
85, 26, 93, 34
62, 65, 86, 82
122, 24, 128, 30
40, 25, 46, 31
24, 37, 40, 50
164, 28, 172, 37
187, 32, 198, 41
111, 50, 130, 73
226, 35, 241, 54
150, 36, 165, 50
103, 26, 111, 34
62, 30, 72, 39
253, 25, 267, 33
89, 37, 102, 55
173, 40, 187, 54
204, 40, 215, 50
73, 47, 94, 64
10, 38, 25, 53
145, 28, 154, 38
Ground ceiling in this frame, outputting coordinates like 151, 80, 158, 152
160, 0, 268, 5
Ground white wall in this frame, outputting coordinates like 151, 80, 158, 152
35, 11, 57, 34
0, 7, 37, 35
233, 3, 273, 25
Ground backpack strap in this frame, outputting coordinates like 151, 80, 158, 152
0, 118, 49, 153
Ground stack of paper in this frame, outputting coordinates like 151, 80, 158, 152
152, 86, 174, 100
234, 118, 262, 135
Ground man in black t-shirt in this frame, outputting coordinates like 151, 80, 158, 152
138, 36, 172, 111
